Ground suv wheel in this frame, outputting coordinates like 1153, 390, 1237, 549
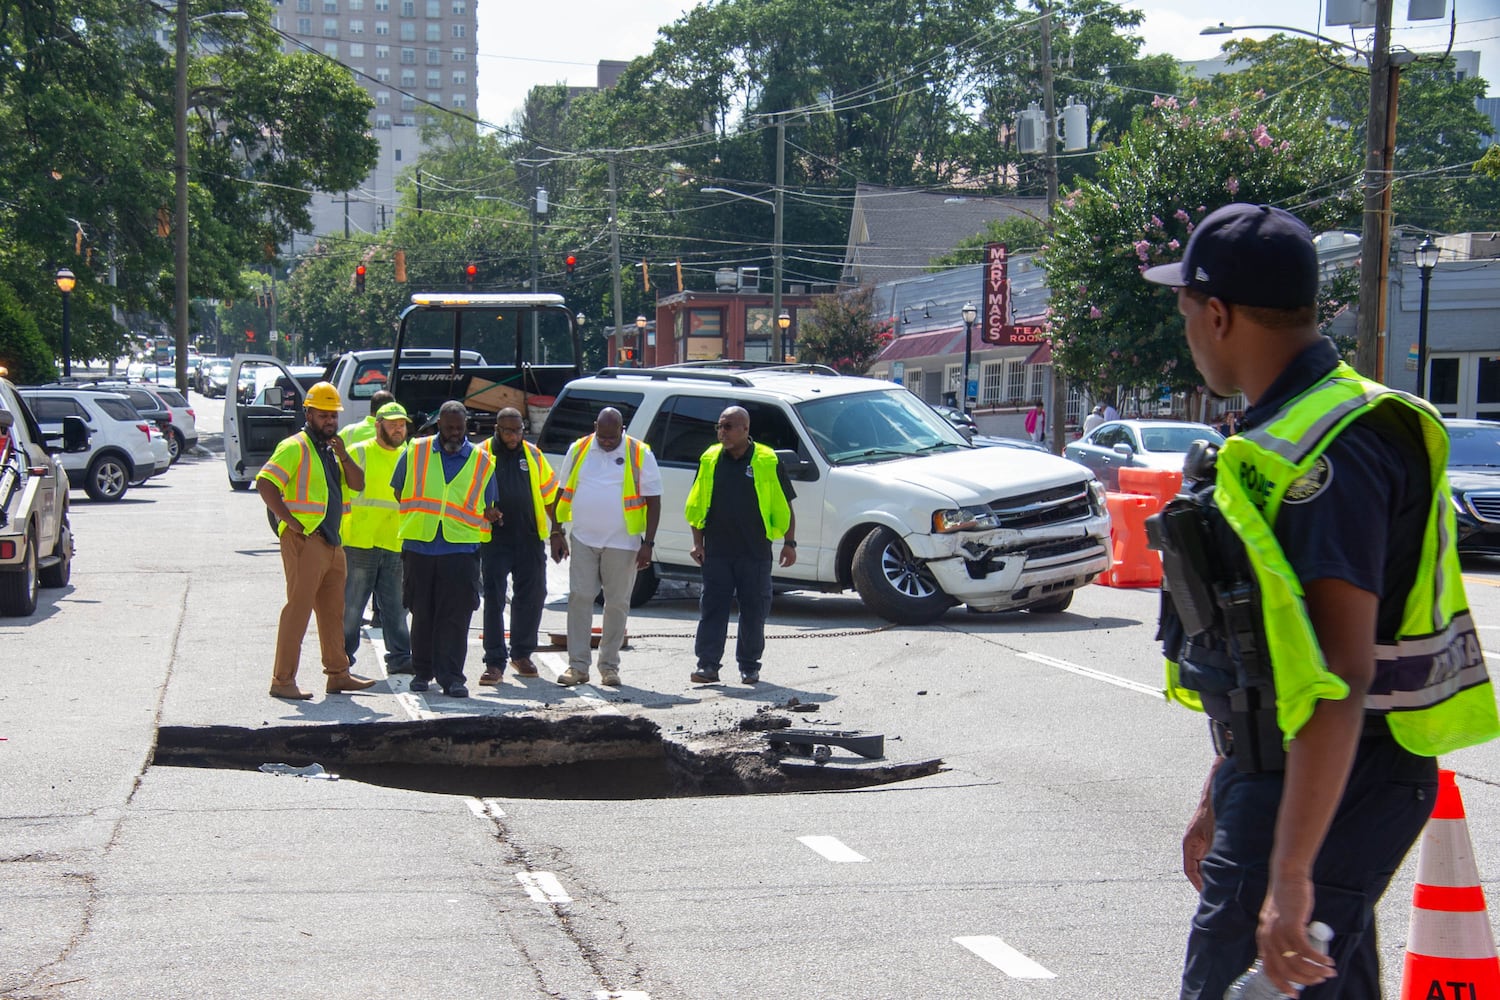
0, 528, 39, 616
84, 454, 130, 501
166, 428, 183, 464
851, 526, 953, 625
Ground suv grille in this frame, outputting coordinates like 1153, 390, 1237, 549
1468, 492, 1500, 523
988, 482, 1093, 530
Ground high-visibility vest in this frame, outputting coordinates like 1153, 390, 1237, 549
339, 415, 377, 447
396, 437, 496, 544
342, 438, 407, 551
1165, 361, 1499, 757
684, 442, 791, 540
478, 438, 559, 541
554, 434, 651, 536
255, 431, 349, 537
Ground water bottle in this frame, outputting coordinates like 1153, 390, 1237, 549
1223, 922, 1334, 999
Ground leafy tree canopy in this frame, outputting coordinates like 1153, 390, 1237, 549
796, 285, 893, 373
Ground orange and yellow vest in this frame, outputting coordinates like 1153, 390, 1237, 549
255, 431, 350, 537
396, 436, 496, 544
554, 433, 650, 535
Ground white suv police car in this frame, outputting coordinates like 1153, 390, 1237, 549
537, 364, 1111, 625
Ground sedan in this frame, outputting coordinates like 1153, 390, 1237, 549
1064, 419, 1223, 490
930, 403, 978, 441
1447, 419, 1500, 555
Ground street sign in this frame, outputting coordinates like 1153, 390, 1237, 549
1406, 343, 1419, 371
892, 361, 905, 383
268, 329, 279, 343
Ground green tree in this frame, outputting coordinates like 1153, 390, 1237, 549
796, 286, 892, 374
0, 281, 57, 385
929, 216, 1051, 269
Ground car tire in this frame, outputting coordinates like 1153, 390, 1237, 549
229, 476, 253, 492
851, 526, 953, 625
38, 516, 72, 589
1026, 590, 1074, 614
0, 528, 40, 616
166, 428, 183, 464
84, 454, 130, 502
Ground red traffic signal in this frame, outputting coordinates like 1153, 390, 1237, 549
565, 254, 577, 281
354, 263, 366, 293
464, 262, 478, 285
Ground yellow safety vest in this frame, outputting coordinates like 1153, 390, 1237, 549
684, 442, 792, 539
554, 434, 651, 536
339, 416, 377, 447
1165, 361, 1499, 757
255, 431, 350, 537
342, 438, 407, 551
478, 438, 559, 541
396, 437, 496, 544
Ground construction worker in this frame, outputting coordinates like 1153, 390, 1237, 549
341, 400, 413, 674
477, 407, 558, 686
550, 407, 661, 688
339, 389, 395, 448
391, 400, 499, 698
1143, 203, 1500, 998
256, 381, 377, 700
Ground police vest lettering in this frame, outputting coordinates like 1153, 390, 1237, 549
683, 442, 791, 540
478, 438, 559, 541
1167, 361, 1500, 757
255, 431, 349, 537
397, 438, 495, 544
554, 434, 650, 536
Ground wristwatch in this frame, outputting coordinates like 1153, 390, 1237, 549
783, 539, 797, 548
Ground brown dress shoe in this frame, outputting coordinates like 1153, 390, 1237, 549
270, 684, 314, 700
326, 672, 378, 694
478, 666, 504, 686
509, 657, 539, 677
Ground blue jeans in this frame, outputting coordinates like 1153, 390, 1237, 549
481, 537, 547, 666
343, 545, 411, 669
694, 554, 772, 674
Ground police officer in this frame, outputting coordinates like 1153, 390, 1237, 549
1142, 203, 1499, 998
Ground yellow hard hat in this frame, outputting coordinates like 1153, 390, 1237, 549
304, 381, 343, 412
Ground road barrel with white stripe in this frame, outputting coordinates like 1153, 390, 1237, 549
1401, 769, 1500, 999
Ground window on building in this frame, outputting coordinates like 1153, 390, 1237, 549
426, 48, 441, 64
399, 22, 414, 39
374, 113, 391, 129
400, 0, 414, 14
323, 41, 338, 55
452, 45, 466, 61
374, 19, 388, 33
400, 114, 416, 126
1028, 363, 1046, 402
323, 18, 338, 35
400, 46, 415, 63
394, 148, 402, 161
451, 0, 465, 12
373, 0, 388, 9
348, 41, 364, 55
980, 361, 1003, 405
296, 17, 312, 32
944, 363, 961, 401
1006, 360, 1025, 402
272, 15, 284, 28
400, 69, 415, 85
400, 95, 415, 110
322, 0, 338, 11
425, 22, 440, 41
348, 19, 363, 32
375, 44, 389, 59
296, 0, 310, 10
375, 90, 390, 105
451, 23, 464, 37
425, 0, 439, 14
348, 0, 363, 9
906, 369, 924, 399
451, 93, 466, 108
451, 70, 465, 86
425, 70, 439, 87
425, 92, 441, 105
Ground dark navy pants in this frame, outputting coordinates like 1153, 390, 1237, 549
402, 550, 480, 691
694, 554, 773, 674
1180, 724, 1437, 999
480, 537, 547, 668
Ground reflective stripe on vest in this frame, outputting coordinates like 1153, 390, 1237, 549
478, 438, 559, 541
397, 437, 495, 543
255, 431, 348, 536
683, 442, 792, 539
1209, 362, 1499, 756
555, 434, 649, 535
342, 437, 406, 551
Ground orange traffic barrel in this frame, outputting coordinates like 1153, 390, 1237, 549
1097, 492, 1162, 588
1117, 466, 1183, 508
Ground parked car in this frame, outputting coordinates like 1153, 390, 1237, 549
930, 403, 979, 441
1063, 419, 1224, 490
536, 363, 1111, 624
971, 434, 1052, 453
21, 388, 158, 501
0, 373, 78, 615
149, 386, 198, 462
1446, 419, 1500, 555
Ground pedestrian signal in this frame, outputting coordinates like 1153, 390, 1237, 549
354, 264, 366, 293
565, 254, 577, 281
465, 263, 477, 285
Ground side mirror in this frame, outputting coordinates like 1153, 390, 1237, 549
775, 448, 818, 482
1112, 442, 1135, 458
62, 415, 90, 453
264, 386, 284, 408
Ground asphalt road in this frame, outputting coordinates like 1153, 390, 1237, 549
4, 391, 1500, 999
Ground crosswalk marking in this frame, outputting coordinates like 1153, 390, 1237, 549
465, 797, 506, 820
954, 936, 1057, 979
797, 835, 869, 863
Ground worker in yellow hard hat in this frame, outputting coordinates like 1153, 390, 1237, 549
256, 381, 378, 700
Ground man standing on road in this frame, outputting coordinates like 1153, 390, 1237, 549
1144, 203, 1499, 998
341, 401, 413, 675
339, 389, 396, 448
550, 407, 661, 688
476, 407, 558, 686
256, 382, 377, 700
392, 400, 499, 699
685, 406, 797, 685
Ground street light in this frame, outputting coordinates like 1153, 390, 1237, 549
960, 301, 978, 418
55, 268, 76, 377
1199, 22, 1368, 54
778, 311, 791, 362
1414, 236, 1439, 398
176, 6, 248, 394
701, 186, 785, 361
635, 314, 647, 367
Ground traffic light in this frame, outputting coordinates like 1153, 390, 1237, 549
565, 254, 577, 282
354, 264, 366, 293
619, 347, 635, 365
465, 262, 477, 286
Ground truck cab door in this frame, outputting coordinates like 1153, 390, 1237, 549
225, 354, 306, 488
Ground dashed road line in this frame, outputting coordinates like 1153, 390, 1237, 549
954, 936, 1057, 979
465, 797, 506, 820
797, 835, 869, 863
1016, 650, 1161, 698
517, 871, 572, 904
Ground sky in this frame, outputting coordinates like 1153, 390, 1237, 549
473, 0, 1500, 130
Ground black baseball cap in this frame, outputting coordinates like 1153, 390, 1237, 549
1142, 202, 1318, 309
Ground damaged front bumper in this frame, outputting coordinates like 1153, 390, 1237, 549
907, 513, 1112, 611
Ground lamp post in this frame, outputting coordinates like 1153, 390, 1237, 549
635, 314, 647, 367
701, 186, 783, 360
778, 310, 791, 362
55, 268, 76, 377
1414, 236, 1439, 398
960, 301, 978, 417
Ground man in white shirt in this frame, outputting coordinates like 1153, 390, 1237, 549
1083, 404, 1106, 434
549, 408, 662, 687
1102, 401, 1119, 422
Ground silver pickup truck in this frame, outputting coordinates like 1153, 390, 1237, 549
0, 373, 82, 616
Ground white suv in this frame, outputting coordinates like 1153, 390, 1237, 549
537, 364, 1111, 624
21, 389, 159, 501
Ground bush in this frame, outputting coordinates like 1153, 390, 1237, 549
0, 281, 56, 384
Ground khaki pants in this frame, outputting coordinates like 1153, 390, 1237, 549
566, 540, 637, 674
272, 530, 349, 686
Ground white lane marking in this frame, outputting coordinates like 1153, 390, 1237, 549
1016, 650, 1161, 698
797, 835, 869, 863
466, 798, 487, 819
534, 651, 623, 714
1479, 625, 1500, 630
465, 797, 506, 820
396, 691, 434, 719
517, 871, 572, 904
954, 936, 1057, 979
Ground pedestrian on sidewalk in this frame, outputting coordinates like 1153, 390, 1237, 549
392, 400, 499, 699
685, 406, 797, 685
477, 407, 558, 687
1024, 399, 1046, 443
256, 381, 377, 700
550, 407, 661, 688
341, 400, 413, 675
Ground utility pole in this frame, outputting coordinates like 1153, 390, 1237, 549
173, 0, 191, 394
1357, 0, 1396, 381
343, 191, 350, 239
415, 168, 423, 215
608, 156, 623, 353
772, 113, 786, 362
1040, 2, 1066, 454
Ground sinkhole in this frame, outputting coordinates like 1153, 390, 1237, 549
152, 712, 943, 799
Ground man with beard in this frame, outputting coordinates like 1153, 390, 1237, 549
391, 400, 499, 698
257, 382, 378, 700
342, 400, 414, 675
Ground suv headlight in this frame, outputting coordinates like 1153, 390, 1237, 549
1088, 480, 1108, 516
933, 506, 1000, 533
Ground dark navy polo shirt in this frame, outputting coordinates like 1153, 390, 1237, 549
699, 440, 796, 560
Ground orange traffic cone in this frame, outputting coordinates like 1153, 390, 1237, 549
1401, 769, 1500, 999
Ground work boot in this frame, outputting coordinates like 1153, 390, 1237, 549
478, 666, 504, 686
269, 684, 314, 700
689, 668, 720, 684
510, 657, 539, 678
598, 667, 621, 687
556, 667, 589, 687
326, 672, 378, 694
